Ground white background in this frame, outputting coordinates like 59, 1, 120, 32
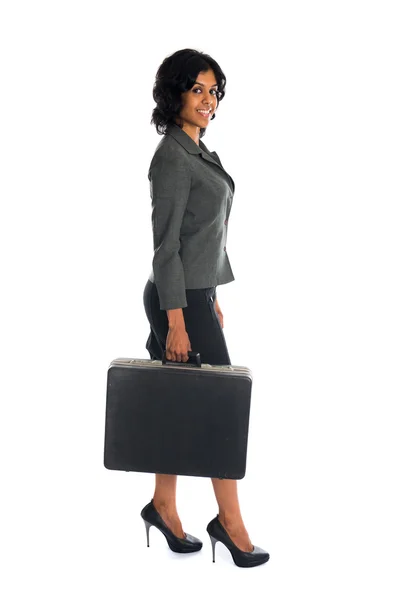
1, 1, 399, 598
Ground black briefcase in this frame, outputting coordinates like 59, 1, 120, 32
104, 351, 252, 479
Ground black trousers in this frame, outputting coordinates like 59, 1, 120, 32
143, 279, 231, 366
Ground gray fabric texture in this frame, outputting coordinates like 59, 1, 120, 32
148, 123, 235, 310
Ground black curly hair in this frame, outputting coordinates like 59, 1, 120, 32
150, 48, 226, 138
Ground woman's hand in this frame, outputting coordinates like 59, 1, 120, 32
214, 298, 224, 329
166, 325, 192, 362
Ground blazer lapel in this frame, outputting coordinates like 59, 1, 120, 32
198, 144, 235, 195
165, 124, 235, 194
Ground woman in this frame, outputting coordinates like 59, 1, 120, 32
141, 48, 269, 568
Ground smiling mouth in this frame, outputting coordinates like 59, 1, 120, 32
197, 109, 212, 118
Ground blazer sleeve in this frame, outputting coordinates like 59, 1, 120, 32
148, 152, 191, 310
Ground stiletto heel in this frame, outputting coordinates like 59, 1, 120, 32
209, 534, 218, 563
143, 519, 152, 547
140, 499, 203, 554
206, 515, 270, 568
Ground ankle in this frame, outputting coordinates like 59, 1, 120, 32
218, 512, 245, 531
153, 498, 179, 518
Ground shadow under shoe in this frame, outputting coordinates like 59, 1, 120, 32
206, 515, 270, 567
141, 499, 203, 553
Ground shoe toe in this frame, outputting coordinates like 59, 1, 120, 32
251, 546, 270, 563
185, 533, 203, 547
251, 545, 267, 554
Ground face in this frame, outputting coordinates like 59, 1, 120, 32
176, 69, 219, 132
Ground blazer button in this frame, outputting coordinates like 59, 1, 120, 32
224, 219, 228, 225
223, 246, 226, 251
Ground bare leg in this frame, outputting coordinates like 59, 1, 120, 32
152, 474, 185, 538
211, 478, 254, 552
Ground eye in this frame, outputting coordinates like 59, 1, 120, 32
193, 88, 218, 95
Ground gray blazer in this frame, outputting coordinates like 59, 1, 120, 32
147, 123, 235, 310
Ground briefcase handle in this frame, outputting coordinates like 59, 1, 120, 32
161, 350, 202, 368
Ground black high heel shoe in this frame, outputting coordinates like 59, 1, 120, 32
206, 515, 270, 568
140, 499, 203, 553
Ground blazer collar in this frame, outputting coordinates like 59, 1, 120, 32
165, 123, 235, 193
